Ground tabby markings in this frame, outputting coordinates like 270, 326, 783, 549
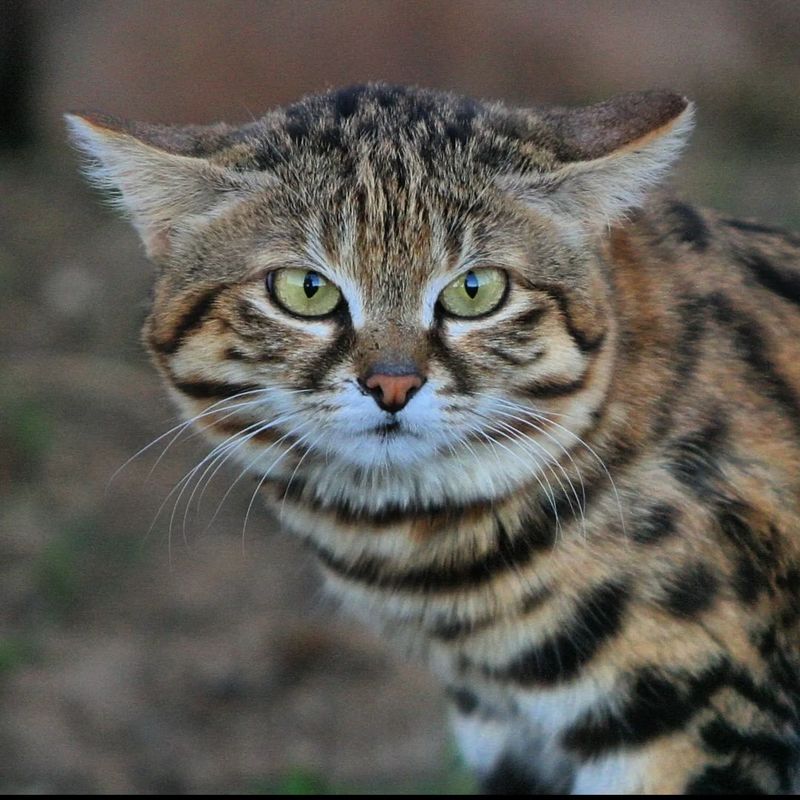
314, 512, 555, 592
669, 202, 709, 251
739, 250, 800, 308
173, 379, 262, 400
657, 561, 719, 619
151, 287, 222, 355
479, 580, 630, 687
708, 293, 800, 433
632, 502, 678, 545
698, 718, 794, 793
563, 660, 796, 762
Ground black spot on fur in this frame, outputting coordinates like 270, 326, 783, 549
446, 686, 480, 716
660, 562, 719, 618
740, 249, 800, 308
699, 718, 794, 791
707, 293, 800, 435
486, 580, 630, 687
249, 146, 286, 171
563, 662, 730, 758
332, 85, 365, 121
666, 416, 728, 492
431, 587, 550, 642
633, 502, 678, 545
285, 118, 309, 143
482, 755, 557, 795
375, 85, 406, 108
670, 202, 710, 251
685, 764, 767, 795
317, 126, 343, 151
717, 506, 776, 605
725, 218, 800, 244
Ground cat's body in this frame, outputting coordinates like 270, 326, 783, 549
68, 85, 800, 793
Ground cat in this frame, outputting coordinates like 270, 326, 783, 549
67, 84, 800, 794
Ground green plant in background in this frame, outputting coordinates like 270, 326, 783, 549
0, 394, 53, 485
0, 636, 39, 679
32, 516, 144, 620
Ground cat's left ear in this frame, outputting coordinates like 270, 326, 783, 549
66, 113, 265, 260
501, 91, 694, 235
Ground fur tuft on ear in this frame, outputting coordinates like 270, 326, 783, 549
499, 92, 695, 236
65, 113, 264, 259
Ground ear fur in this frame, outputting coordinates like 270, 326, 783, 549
65, 113, 265, 259
501, 92, 695, 236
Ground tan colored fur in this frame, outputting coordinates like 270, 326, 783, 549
69, 85, 800, 793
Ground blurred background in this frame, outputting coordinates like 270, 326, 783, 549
1, 0, 798, 793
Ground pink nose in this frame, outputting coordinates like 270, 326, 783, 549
364, 373, 423, 413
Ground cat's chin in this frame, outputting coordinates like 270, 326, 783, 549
326, 427, 438, 470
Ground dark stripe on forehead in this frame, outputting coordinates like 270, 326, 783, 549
150, 287, 222, 355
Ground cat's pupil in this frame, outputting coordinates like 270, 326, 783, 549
464, 271, 479, 299
303, 272, 321, 298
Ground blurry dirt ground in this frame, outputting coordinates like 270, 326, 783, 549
0, 157, 461, 794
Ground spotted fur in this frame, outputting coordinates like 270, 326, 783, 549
69, 84, 800, 794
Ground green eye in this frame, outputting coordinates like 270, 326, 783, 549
439, 268, 508, 318
269, 269, 342, 317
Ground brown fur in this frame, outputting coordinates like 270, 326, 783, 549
69, 84, 800, 793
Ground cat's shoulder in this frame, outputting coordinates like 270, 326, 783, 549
641, 196, 800, 264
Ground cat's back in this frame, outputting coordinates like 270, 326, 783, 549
639, 198, 800, 333
612, 198, 800, 543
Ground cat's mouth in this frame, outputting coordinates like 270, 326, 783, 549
371, 419, 404, 439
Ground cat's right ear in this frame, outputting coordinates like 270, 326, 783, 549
65, 113, 267, 260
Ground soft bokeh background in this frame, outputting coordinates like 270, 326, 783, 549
1, 0, 798, 793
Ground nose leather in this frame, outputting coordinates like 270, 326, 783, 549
363, 372, 423, 413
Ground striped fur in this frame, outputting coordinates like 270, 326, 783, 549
70, 85, 800, 793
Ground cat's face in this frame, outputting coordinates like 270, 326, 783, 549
68, 85, 692, 502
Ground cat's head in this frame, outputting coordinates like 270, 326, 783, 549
67, 85, 692, 505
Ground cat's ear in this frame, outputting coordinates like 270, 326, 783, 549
65, 113, 264, 259
501, 91, 694, 235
